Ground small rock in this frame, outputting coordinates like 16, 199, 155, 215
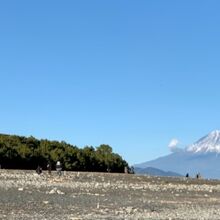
133, 208, 138, 213
18, 188, 23, 191
126, 206, 133, 214
49, 188, 57, 194
57, 189, 65, 195
115, 210, 120, 215
43, 201, 49, 204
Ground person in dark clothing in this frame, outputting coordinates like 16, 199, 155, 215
196, 173, 201, 179
36, 165, 42, 175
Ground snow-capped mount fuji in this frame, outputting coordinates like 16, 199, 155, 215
186, 130, 220, 154
135, 130, 220, 179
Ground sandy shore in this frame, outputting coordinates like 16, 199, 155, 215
0, 169, 220, 219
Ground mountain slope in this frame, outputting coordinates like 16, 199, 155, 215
186, 130, 220, 153
135, 130, 220, 179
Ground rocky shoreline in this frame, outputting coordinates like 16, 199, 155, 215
0, 169, 220, 219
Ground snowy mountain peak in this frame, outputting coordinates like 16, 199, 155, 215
209, 130, 220, 137
186, 130, 220, 154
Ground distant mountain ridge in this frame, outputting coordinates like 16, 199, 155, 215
135, 130, 220, 179
134, 167, 182, 177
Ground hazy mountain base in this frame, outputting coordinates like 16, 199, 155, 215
136, 152, 220, 179
0, 170, 220, 219
134, 167, 183, 177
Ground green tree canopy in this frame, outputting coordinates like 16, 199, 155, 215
0, 134, 130, 173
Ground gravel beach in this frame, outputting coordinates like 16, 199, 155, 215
0, 169, 220, 219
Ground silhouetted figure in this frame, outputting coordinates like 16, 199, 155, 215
56, 161, 62, 176
196, 173, 201, 179
36, 165, 42, 175
47, 162, 52, 174
186, 173, 189, 178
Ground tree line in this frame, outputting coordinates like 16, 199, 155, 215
0, 134, 133, 173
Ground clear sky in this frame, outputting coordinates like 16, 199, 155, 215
1, 1, 220, 165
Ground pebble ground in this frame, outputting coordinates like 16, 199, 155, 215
0, 170, 220, 219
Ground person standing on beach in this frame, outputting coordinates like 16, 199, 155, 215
36, 165, 42, 175
56, 161, 62, 176
47, 161, 52, 174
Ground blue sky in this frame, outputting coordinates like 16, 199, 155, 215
1, 1, 220, 165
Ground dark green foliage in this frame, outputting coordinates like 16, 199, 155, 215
0, 134, 130, 173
